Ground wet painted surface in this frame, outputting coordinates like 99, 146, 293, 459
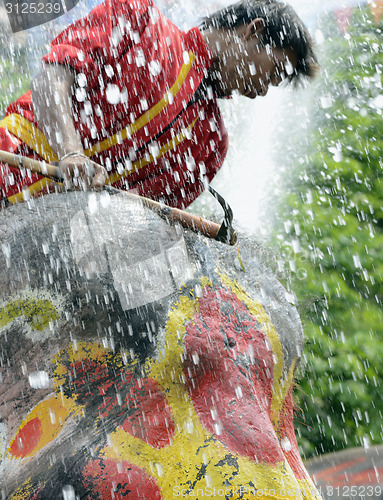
0, 192, 322, 499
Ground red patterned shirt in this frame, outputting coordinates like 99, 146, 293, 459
0, 0, 228, 208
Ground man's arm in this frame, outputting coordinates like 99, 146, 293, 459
31, 64, 82, 156
30, 63, 106, 189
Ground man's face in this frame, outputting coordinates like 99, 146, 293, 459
209, 23, 298, 99
236, 44, 297, 99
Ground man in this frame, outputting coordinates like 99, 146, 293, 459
0, 0, 318, 208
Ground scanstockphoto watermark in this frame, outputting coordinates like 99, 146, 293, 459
4, 0, 79, 33
173, 485, 316, 498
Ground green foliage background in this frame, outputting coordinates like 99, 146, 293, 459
0, 42, 30, 118
273, 6, 383, 458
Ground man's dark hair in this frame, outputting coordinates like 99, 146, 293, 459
200, 0, 318, 84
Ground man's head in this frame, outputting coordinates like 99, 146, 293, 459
200, 0, 318, 98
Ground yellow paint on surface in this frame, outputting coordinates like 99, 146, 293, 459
7, 395, 81, 460
8, 479, 37, 500
2, 279, 321, 499
52, 340, 134, 390
0, 297, 59, 332
107, 424, 307, 499
103, 279, 318, 499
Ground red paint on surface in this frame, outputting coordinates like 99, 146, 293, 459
312, 457, 365, 482
96, 369, 134, 420
330, 466, 383, 487
82, 457, 162, 499
28, 490, 44, 500
68, 357, 175, 448
278, 387, 308, 480
9, 417, 43, 458
184, 284, 284, 464
68, 358, 135, 419
121, 377, 176, 449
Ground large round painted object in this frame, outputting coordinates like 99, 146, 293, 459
0, 191, 321, 499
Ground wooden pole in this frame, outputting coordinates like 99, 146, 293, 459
0, 150, 237, 245
0, 150, 62, 180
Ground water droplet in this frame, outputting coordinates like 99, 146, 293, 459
192, 352, 199, 365
62, 485, 76, 500
135, 48, 146, 67
281, 437, 292, 451
184, 418, 194, 433
149, 60, 162, 76
106, 84, 121, 105
235, 386, 243, 399
183, 51, 190, 64
28, 371, 50, 389
155, 463, 164, 476
75, 87, 86, 102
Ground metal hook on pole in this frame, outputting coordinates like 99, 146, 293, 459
207, 185, 237, 245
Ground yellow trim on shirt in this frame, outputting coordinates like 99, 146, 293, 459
86, 51, 197, 156
106, 118, 198, 186
0, 114, 59, 163
0, 114, 59, 204
7, 178, 54, 204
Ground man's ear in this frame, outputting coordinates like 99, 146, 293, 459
244, 18, 266, 40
